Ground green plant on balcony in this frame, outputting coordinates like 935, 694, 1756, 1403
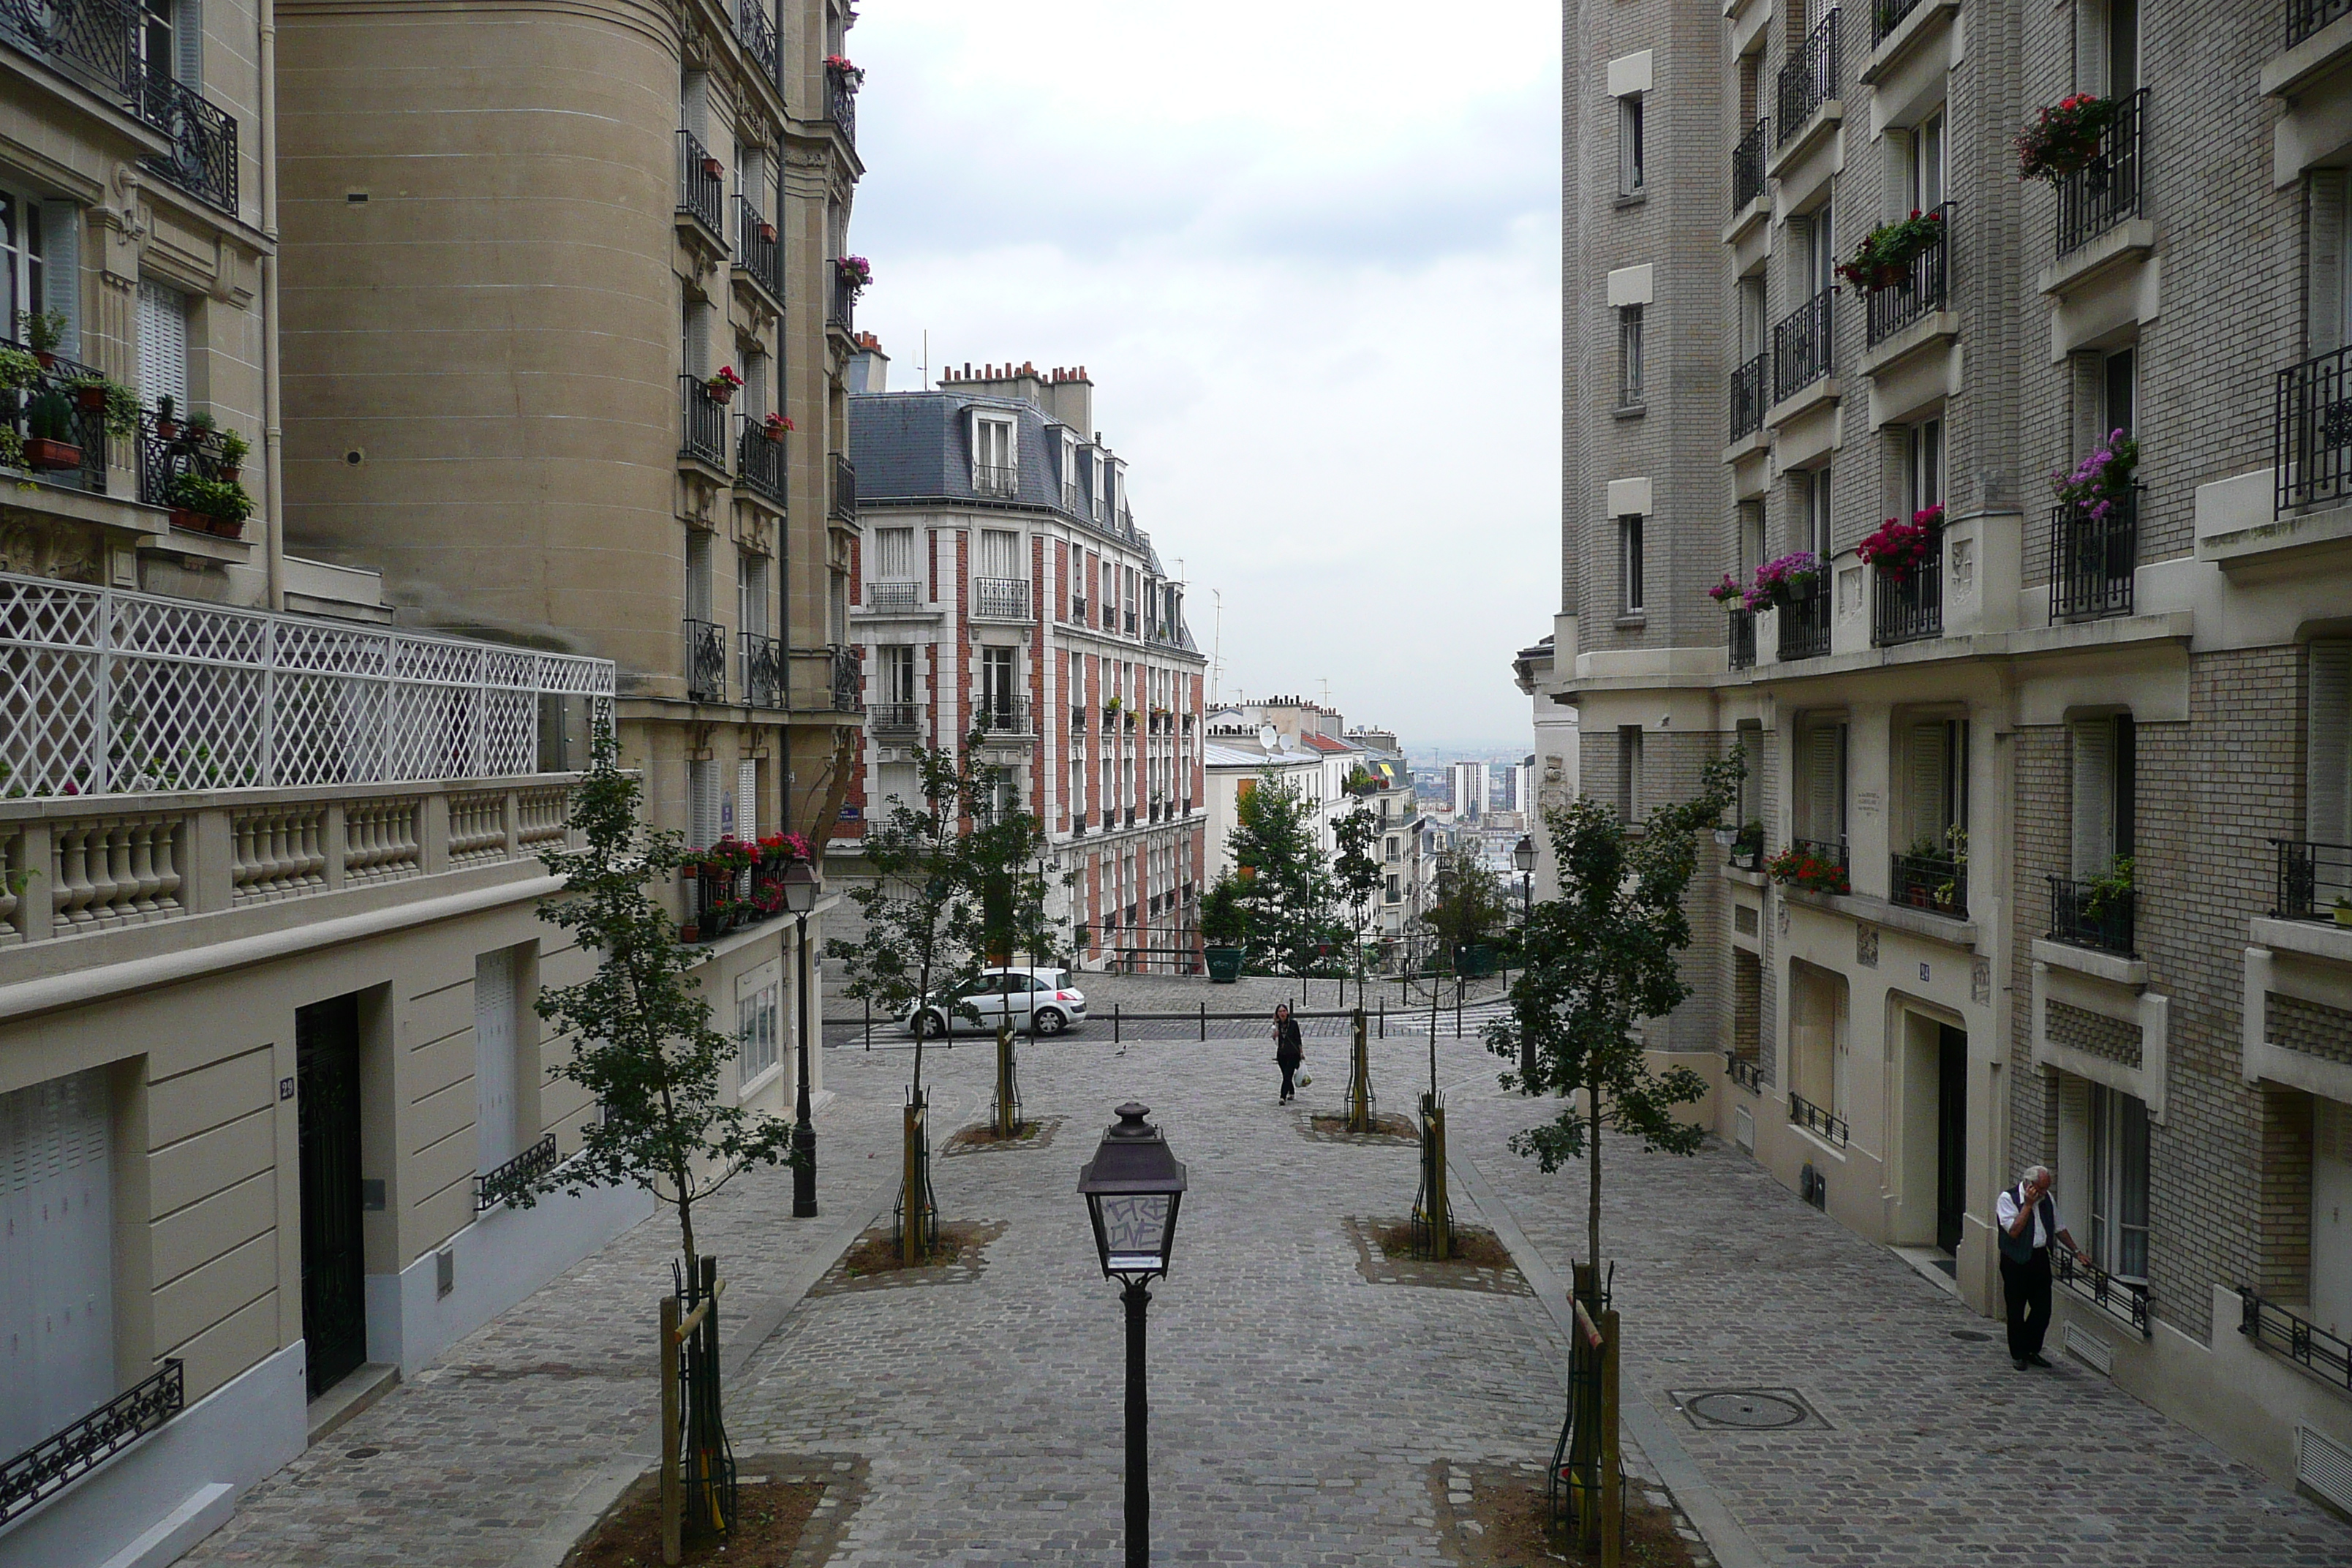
2016, 94, 2119, 183
2052, 430, 2138, 524
216, 427, 250, 476
1937, 827, 1967, 911
18, 309, 64, 361
163, 472, 255, 535
0, 347, 39, 393
1765, 845, 1850, 895
1835, 208, 1945, 294
2080, 855, 2135, 922
62, 374, 142, 437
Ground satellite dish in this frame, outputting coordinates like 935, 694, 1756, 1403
1259, 725, 1278, 750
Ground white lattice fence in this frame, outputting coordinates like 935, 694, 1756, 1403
0, 572, 615, 798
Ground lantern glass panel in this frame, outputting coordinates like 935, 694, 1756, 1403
1099, 1193, 1171, 1273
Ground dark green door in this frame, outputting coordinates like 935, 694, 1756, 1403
298, 995, 367, 1397
1936, 1024, 1967, 1255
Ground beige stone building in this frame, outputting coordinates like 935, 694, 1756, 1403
1539, 0, 2352, 1499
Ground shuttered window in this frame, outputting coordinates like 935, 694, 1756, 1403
688, 758, 720, 848
2311, 641, 2352, 846
875, 527, 916, 581
1798, 720, 1847, 846
474, 949, 519, 1175
137, 280, 189, 413
737, 758, 758, 841
2071, 715, 2134, 878
1, 1069, 113, 1457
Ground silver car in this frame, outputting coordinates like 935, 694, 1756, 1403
906, 967, 1088, 1038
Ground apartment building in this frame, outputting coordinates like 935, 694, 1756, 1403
1537, 0, 2352, 1494
838, 357, 1208, 974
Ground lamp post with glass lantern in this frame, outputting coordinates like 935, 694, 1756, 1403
1077, 1102, 1188, 1568
1513, 833, 1536, 921
781, 860, 821, 1217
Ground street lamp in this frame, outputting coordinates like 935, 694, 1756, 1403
781, 859, 821, 1218
1512, 834, 1537, 920
1077, 1103, 1188, 1568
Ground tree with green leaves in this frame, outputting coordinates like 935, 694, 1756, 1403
1420, 845, 1512, 971
1198, 869, 1249, 947
1229, 767, 1344, 974
1331, 804, 1382, 998
508, 727, 794, 1284
1482, 748, 1745, 1287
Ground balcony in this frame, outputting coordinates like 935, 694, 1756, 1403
676, 129, 724, 238
830, 451, 856, 520
2291, 0, 2352, 45
1888, 849, 1965, 917
0, 1359, 181, 1529
870, 701, 920, 737
1777, 581, 1831, 660
1776, 9, 1841, 148
1730, 353, 1767, 441
1123, 610, 1138, 635
1070, 594, 1088, 623
1864, 203, 1951, 346
973, 462, 1017, 498
2272, 838, 2352, 921
826, 59, 858, 143
1871, 529, 1942, 646
2274, 345, 2352, 518
972, 576, 1030, 620
135, 409, 247, 524
1872, 0, 1925, 45
1732, 117, 1769, 211
1791, 836, 1848, 876
734, 0, 780, 84
826, 644, 862, 713
864, 579, 921, 612
0, 346, 116, 496
974, 695, 1033, 735
1727, 608, 1757, 670
733, 195, 784, 302
2054, 88, 2147, 260
735, 414, 785, 506
2239, 1286, 2350, 1390
678, 374, 727, 467
1772, 289, 1833, 403
2048, 874, 2136, 956
739, 630, 782, 708
682, 617, 726, 702
138, 72, 235, 215
1788, 1089, 1850, 1147
2049, 489, 2138, 620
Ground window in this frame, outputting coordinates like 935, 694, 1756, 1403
981, 645, 1017, 725
685, 529, 713, 622
1738, 501, 1767, 576
475, 948, 522, 1176
1804, 206, 1836, 298
1801, 466, 1833, 559
1616, 725, 1643, 821
2309, 641, 2352, 846
1796, 717, 1848, 850
878, 644, 916, 704
738, 550, 769, 640
688, 756, 720, 848
1900, 717, 1968, 856
875, 526, 917, 582
978, 527, 1022, 581
1789, 960, 1847, 1115
1386, 834, 1400, 862
1735, 717, 1764, 827
1620, 514, 1645, 613
137, 279, 187, 415
682, 295, 711, 380
2087, 1084, 2150, 1281
2105, 0, 2139, 97
875, 760, 918, 812
0, 197, 45, 357
1618, 306, 1644, 405
0, 1070, 114, 1456
736, 965, 780, 1085
1618, 94, 1645, 195
738, 757, 759, 841
1738, 274, 1768, 361
973, 415, 1016, 494
1909, 110, 1946, 214
1906, 420, 1944, 515
2070, 713, 2135, 880
1386, 872, 1401, 902
2102, 347, 2136, 438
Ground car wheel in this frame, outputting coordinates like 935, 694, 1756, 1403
914, 1009, 946, 1039
1032, 1008, 1067, 1037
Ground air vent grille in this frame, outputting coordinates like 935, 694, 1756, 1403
2299, 1424, 2352, 1516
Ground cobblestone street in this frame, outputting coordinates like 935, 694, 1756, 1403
181, 984, 2352, 1566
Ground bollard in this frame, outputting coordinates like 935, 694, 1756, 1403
863, 995, 871, 1052
1346, 1009, 1372, 1134
1114, 1002, 1121, 1044
659, 1292, 682, 1565
1199, 1001, 1205, 1042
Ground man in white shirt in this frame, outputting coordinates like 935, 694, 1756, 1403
1994, 1164, 2081, 1370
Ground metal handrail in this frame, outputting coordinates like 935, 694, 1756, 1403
1776, 9, 1840, 148
973, 695, 1033, 734
1864, 202, 1951, 346
1873, 0, 1924, 45
1731, 352, 1768, 439
1, 1359, 184, 1525
1725, 1053, 1764, 1092
475, 1133, 559, 1211
683, 617, 727, 703
2056, 1249, 2150, 1336
1772, 288, 1834, 402
1787, 1089, 1850, 1146
735, 412, 786, 505
734, 0, 780, 83
2047, 874, 2136, 956
1776, 581, 1831, 659
740, 630, 783, 708
2291, 0, 2352, 46
1888, 849, 1965, 916
830, 451, 857, 519
1728, 608, 1757, 669
2272, 837, 2352, 921
864, 579, 921, 611
2054, 88, 2146, 260
2239, 1286, 2351, 1389
973, 462, 1018, 497
140, 71, 236, 214
826, 60, 858, 143
1733, 117, 1769, 211
676, 129, 724, 236
1871, 527, 1942, 646
972, 576, 1030, 619
869, 701, 920, 736
2274, 346, 2352, 518
732, 194, 784, 301
2049, 488, 2138, 620
678, 374, 727, 466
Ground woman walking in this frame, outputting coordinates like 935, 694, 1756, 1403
1273, 1003, 1305, 1103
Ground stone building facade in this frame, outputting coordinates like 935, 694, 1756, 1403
1533, 0, 2352, 1497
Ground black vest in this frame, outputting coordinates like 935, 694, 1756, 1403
1998, 1185, 2055, 1263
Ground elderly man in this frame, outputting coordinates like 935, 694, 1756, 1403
1995, 1164, 2081, 1370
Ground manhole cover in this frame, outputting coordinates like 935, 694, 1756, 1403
1681, 1391, 1808, 1429
1951, 1330, 1992, 1342
345, 1447, 380, 1460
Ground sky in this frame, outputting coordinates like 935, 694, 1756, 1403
848, 0, 1561, 754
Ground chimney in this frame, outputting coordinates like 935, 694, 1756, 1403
847, 332, 889, 394
1041, 363, 1093, 434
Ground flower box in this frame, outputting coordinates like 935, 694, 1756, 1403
758, 221, 778, 244
23, 437, 80, 470
1835, 210, 1945, 295
2016, 94, 2118, 184
700, 154, 724, 178
71, 385, 106, 413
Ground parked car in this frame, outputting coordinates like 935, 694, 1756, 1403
905, 967, 1088, 1038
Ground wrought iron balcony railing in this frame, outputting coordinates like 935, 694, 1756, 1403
1070, 594, 1088, 623
740, 630, 782, 708
475, 1133, 559, 1212
1872, 529, 1942, 645
1889, 849, 1965, 917
1733, 117, 1770, 211
1866, 202, 1950, 344
733, 195, 784, 300
1124, 610, 1139, 635
973, 461, 1018, 497
829, 267, 856, 331
1726, 1052, 1764, 1092
1071, 704, 1088, 733
1788, 1089, 1850, 1147
2239, 1286, 2350, 1390
869, 701, 920, 736
2048, 874, 2135, 956
0, 1358, 183, 1527
1728, 607, 1757, 669
2049, 488, 2138, 620
829, 643, 862, 712
2272, 344, 2352, 518
734, 0, 780, 84
1, 343, 112, 494
1873, 0, 1925, 45
0, 0, 143, 105
1777, 581, 1831, 660
1731, 353, 1768, 440
679, 374, 727, 467
2057, 1249, 2150, 1336
2054, 88, 2146, 259
137, 409, 242, 518
1777, 9, 1840, 147
2272, 837, 2352, 921
1773, 288, 1833, 403
2291, 0, 2352, 46
139, 72, 236, 214
826, 60, 858, 143
683, 617, 727, 702
972, 576, 1030, 619
974, 695, 1033, 734
864, 579, 921, 611
676, 129, 724, 237
1791, 836, 1848, 872
830, 451, 856, 519
735, 413, 785, 505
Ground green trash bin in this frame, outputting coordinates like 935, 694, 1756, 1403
1205, 946, 1245, 983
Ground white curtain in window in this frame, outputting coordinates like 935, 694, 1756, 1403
875, 527, 916, 580
978, 528, 1021, 581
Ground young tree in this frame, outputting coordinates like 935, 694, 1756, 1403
1420, 845, 1512, 970
1198, 869, 1249, 948
1332, 804, 1382, 998
1228, 767, 1343, 974
1483, 750, 1745, 1287
507, 728, 794, 1282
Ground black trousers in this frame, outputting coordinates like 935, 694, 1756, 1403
2000, 1248, 2053, 1360
1279, 1062, 1298, 1100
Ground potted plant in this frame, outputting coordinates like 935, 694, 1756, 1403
705, 365, 743, 404
181, 409, 218, 446
1765, 845, 1851, 896
164, 472, 255, 536
2080, 856, 2135, 925
1934, 828, 1967, 913
2016, 94, 2119, 184
1744, 551, 1824, 613
1835, 208, 1946, 294
18, 309, 64, 367
1103, 695, 1123, 721
2334, 894, 2352, 928
1901, 837, 1944, 905
836, 255, 872, 289
216, 428, 250, 482
823, 53, 866, 85
1858, 508, 1941, 574
758, 218, 779, 243
761, 411, 793, 442
1732, 820, 1766, 870
700, 151, 723, 178
1709, 572, 1747, 610
2053, 429, 2138, 524
64, 375, 140, 437
21, 385, 78, 470
1199, 870, 1248, 982
0, 345, 38, 393
154, 394, 180, 440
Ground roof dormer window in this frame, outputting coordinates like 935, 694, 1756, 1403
973, 413, 1017, 497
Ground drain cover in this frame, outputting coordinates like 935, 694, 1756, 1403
1951, 1330, 1992, 1342
1682, 1391, 1808, 1428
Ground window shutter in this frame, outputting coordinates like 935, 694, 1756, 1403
688, 758, 720, 848
41, 203, 77, 360
474, 951, 518, 1173
176, 0, 202, 84
1907, 723, 1948, 851
2311, 641, 2352, 845
684, 530, 712, 621
2315, 173, 2348, 357
1803, 723, 1840, 844
2071, 717, 2115, 878
738, 759, 758, 840
136, 281, 187, 410
0, 1070, 114, 1457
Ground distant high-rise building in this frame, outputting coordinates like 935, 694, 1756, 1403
1452, 760, 1487, 821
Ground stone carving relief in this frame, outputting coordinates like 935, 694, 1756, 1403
1856, 924, 1878, 968
0, 514, 105, 584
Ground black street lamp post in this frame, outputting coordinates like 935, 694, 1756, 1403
1512, 834, 1537, 921
1077, 1103, 1188, 1568
782, 859, 821, 1218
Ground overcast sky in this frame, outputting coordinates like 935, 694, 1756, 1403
848, 0, 1560, 755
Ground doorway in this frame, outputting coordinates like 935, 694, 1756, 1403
1935, 1024, 1967, 1254
298, 995, 367, 1398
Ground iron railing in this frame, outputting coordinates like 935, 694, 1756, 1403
139, 72, 236, 214
1777, 9, 1841, 147
1733, 118, 1769, 211
1788, 1090, 1850, 1147
1792, 836, 1848, 872
1872, 529, 1942, 645
1889, 850, 1965, 916
2057, 1250, 2151, 1336
734, 0, 780, 83
1777, 582, 1832, 659
679, 374, 728, 466
1865, 202, 1951, 344
973, 461, 1018, 497
1070, 594, 1088, 623
864, 579, 921, 611
2054, 88, 2147, 259
2, 344, 112, 494
826, 60, 858, 143
735, 414, 785, 505
2049, 490, 2138, 620
830, 268, 856, 332
2273, 344, 2352, 517
1773, 288, 1834, 402
2272, 837, 2352, 921
683, 617, 727, 702
475, 1132, 559, 1211
0, 0, 143, 106
974, 694, 1032, 734
676, 129, 724, 235
1873, 0, 1926, 45
740, 630, 782, 708
2048, 875, 2135, 955
972, 577, 1030, 619
136, 409, 240, 516
2291, 0, 2352, 46
733, 195, 784, 301
830, 451, 856, 519
0, 1359, 184, 1527
1728, 607, 1757, 669
869, 701, 920, 736
829, 644, 862, 712
1731, 353, 1768, 439
1726, 1053, 1764, 1092
1124, 610, 1139, 635
2239, 1286, 2351, 1390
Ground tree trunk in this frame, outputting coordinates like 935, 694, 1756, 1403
1586, 1065, 1602, 1295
